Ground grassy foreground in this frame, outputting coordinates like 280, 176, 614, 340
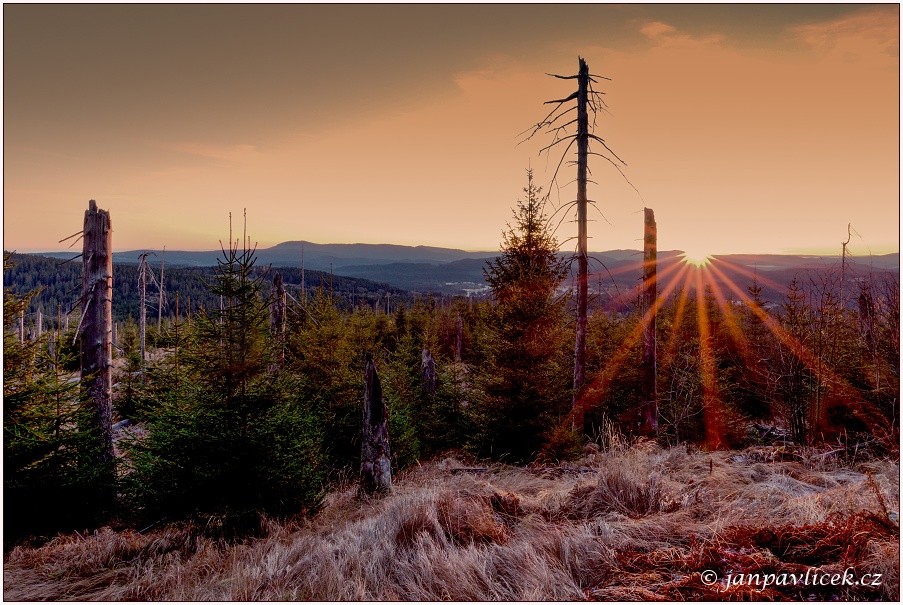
4, 442, 899, 601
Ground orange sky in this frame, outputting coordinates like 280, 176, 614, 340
3, 4, 899, 255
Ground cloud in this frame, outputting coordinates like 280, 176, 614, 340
640, 21, 677, 40
638, 20, 725, 49
789, 6, 899, 57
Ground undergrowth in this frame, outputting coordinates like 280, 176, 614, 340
4, 445, 899, 601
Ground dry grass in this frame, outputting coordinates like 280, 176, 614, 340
4, 445, 899, 601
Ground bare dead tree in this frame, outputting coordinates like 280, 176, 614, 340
80, 200, 114, 463
270, 271, 286, 368
639, 208, 658, 435
521, 56, 628, 434
421, 348, 437, 399
361, 353, 391, 494
138, 252, 149, 365
455, 313, 463, 362
157, 246, 166, 333
841, 223, 852, 306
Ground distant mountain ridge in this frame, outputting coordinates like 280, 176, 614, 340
31, 242, 899, 298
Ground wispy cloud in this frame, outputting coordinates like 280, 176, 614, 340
789, 7, 899, 57
639, 21, 724, 48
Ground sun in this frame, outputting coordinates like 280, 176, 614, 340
680, 246, 713, 267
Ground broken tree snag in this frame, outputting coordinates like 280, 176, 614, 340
421, 348, 437, 399
361, 352, 392, 494
157, 246, 165, 333
572, 56, 590, 434
270, 271, 286, 367
639, 207, 658, 435
456, 313, 463, 362
138, 252, 148, 365
81, 199, 114, 462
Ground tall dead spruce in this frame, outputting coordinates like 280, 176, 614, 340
639, 208, 658, 434
270, 271, 286, 368
138, 252, 150, 365
523, 57, 628, 433
361, 353, 391, 494
80, 200, 114, 462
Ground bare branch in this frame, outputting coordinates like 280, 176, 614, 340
546, 138, 579, 195
588, 134, 628, 166
58, 230, 82, 244
60, 253, 84, 266
538, 134, 577, 155
587, 152, 645, 202
544, 91, 579, 105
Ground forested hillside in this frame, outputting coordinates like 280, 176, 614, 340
3, 252, 416, 328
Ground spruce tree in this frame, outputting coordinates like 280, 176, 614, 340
472, 170, 572, 462
4, 254, 113, 545
127, 231, 325, 533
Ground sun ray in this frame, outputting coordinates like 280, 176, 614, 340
580, 261, 694, 418
699, 268, 752, 359
680, 246, 713, 267
659, 268, 696, 370
705, 261, 887, 437
695, 269, 726, 449
710, 256, 794, 297
595, 255, 691, 310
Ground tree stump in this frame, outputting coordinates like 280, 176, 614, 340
361, 353, 391, 494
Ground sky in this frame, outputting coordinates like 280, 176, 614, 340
3, 3, 899, 256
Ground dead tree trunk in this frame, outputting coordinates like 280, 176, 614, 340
36, 308, 42, 340
361, 353, 391, 494
639, 208, 658, 435
80, 200, 114, 463
455, 313, 463, 362
157, 246, 165, 333
572, 57, 590, 433
19, 310, 24, 343
270, 271, 286, 368
421, 348, 437, 399
138, 252, 148, 364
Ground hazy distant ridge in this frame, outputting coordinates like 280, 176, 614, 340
33, 242, 898, 297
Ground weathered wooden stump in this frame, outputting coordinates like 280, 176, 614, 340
361, 353, 391, 494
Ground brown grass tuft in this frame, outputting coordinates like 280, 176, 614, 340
436, 491, 508, 546
4, 445, 899, 601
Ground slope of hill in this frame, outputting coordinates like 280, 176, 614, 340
3, 253, 409, 324
3, 444, 897, 600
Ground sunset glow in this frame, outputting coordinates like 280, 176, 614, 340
2, 4, 898, 255
680, 249, 714, 268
